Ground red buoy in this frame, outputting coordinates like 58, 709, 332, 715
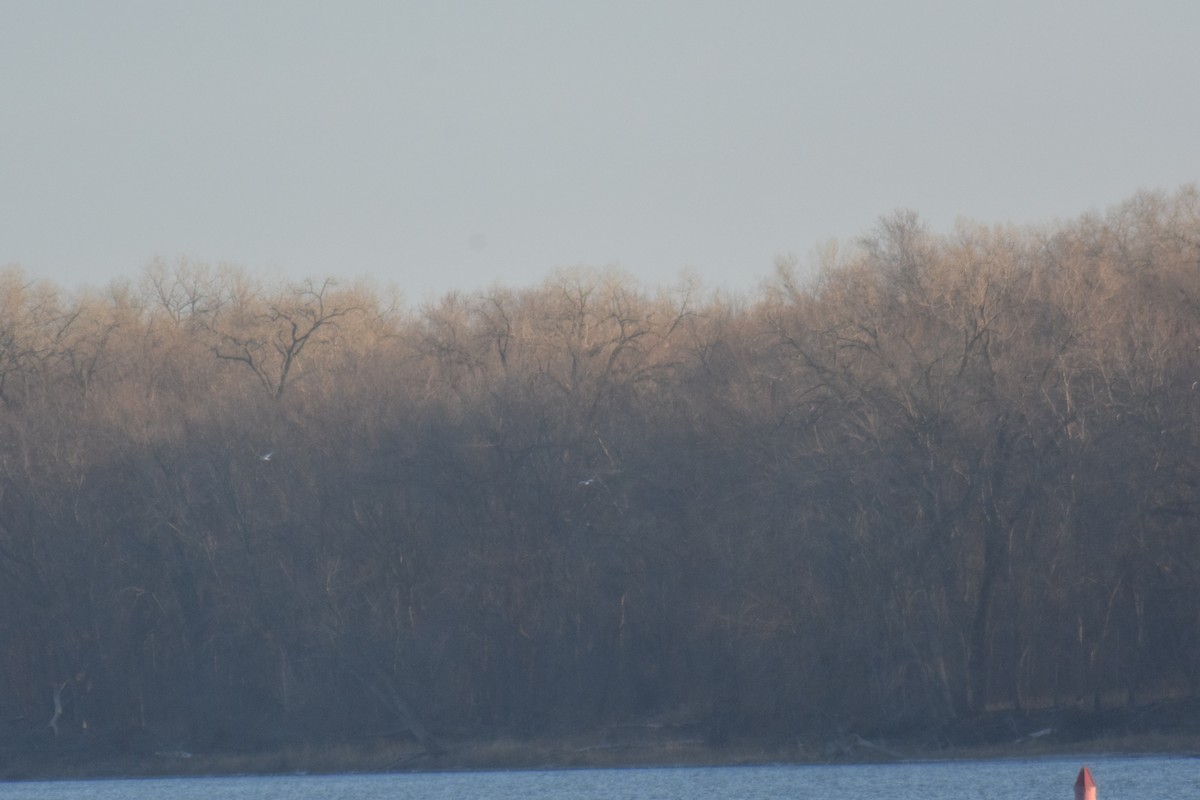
1074, 766, 1096, 800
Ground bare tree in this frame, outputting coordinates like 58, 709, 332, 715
208, 277, 359, 398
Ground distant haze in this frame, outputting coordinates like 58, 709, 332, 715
2, 1, 1198, 299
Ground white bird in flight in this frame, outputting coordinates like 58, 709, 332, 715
259, 452, 273, 462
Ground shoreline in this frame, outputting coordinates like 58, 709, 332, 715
5, 729, 1199, 782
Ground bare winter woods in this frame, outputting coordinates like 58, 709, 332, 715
2, 188, 1200, 755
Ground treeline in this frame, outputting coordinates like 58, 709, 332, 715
2, 187, 1200, 755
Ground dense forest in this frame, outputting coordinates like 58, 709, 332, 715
2, 188, 1200, 760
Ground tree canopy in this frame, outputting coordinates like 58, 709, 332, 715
2, 188, 1199, 756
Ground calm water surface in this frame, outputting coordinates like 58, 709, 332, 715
0, 755, 1194, 799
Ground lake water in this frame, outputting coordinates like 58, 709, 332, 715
0, 755, 1194, 799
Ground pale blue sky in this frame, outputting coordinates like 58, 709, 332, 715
2, 1, 1198, 301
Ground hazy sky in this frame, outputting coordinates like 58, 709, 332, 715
2, 1, 1198, 301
